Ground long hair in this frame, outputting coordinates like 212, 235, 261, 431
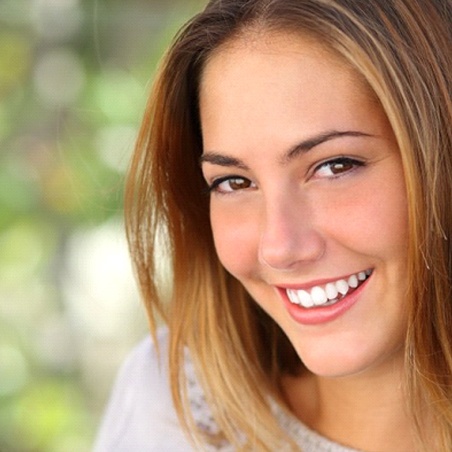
125, 0, 452, 449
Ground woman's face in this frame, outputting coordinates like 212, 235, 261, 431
200, 33, 409, 378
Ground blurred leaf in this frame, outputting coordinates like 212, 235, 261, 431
0, 32, 31, 98
0, 380, 91, 451
0, 1, 200, 450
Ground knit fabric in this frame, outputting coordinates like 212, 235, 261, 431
94, 329, 361, 451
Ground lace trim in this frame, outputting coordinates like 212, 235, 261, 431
184, 353, 234, 451
184, 353, 361, 451
274, 405, 363, 452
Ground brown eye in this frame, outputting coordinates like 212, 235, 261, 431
330, 160, 354, 174
228, 178, 252, 190
209, 176, 255, 194
314, 157, 364, 179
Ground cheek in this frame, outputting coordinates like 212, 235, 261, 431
363, 182, 408, 252
210, 203, 259, 278
319, 168, 409, 257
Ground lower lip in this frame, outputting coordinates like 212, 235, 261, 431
281, 276, 371, 326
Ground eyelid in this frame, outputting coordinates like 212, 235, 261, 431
207, 174, 254, 194
311, 156, 365, 179
208, 175, 233, 191
203, 156, 365, 194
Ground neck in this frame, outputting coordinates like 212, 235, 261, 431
282, 361, 416, 451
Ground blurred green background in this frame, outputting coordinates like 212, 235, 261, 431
0, 1, 201, 450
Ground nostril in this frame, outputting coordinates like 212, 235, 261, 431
258, 227, 326, 270
258, 246, 297, 270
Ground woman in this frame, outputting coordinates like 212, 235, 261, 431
95, 0, 452, 450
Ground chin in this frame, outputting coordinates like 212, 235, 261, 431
289, 334, 406, 380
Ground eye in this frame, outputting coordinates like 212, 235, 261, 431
208, 176, 255, 194
313, 157, 364, 179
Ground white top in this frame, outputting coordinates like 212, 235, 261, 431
93, 328, 361, 451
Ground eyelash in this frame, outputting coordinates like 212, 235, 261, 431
207, 175, 255, 194
206, 157, 365, 194
312, 156, 365, 178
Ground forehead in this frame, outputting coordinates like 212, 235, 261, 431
199, 30, 384, 145
199, 30, 378, 116
201, 29, 354, 86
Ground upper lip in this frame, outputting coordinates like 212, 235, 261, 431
275, 269, 372, 291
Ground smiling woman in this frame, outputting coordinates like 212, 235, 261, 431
94, 1, 452, 451
201, 35, 410, 385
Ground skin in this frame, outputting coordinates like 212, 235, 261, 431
200, 32, 413, 450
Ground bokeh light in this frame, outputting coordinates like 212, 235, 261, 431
0, 1, 202, 450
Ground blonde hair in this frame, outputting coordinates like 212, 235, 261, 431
125, 0, 452, 449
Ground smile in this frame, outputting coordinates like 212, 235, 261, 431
285, 269, 373, 309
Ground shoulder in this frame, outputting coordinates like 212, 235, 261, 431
93, 327, 194, 451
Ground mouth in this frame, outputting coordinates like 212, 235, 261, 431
284, 269, 373, 309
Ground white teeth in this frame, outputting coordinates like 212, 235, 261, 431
299, 290, 314, 307
286, 269, 372, 309
311, 287, 327, 305
325, 282, 338, 300
287, 290, 298, 305
336, 279, 349, 295
348, 274, 358, 288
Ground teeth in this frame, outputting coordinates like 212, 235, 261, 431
348, 274, 358, 288
311, 287, 327, 305
286, 269, 372, 309
325, 282, 338, 300
287, 290, 298, 305
336, 279, 349, 295
298, 290, 314, 308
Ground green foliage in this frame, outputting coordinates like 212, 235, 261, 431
0, 0, 203, 450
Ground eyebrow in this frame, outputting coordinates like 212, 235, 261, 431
199, 130, 373, 169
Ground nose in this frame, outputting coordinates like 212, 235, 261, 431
258, 195, 325, 271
